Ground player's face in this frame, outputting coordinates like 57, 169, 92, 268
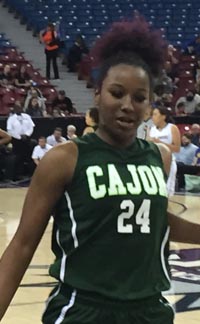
95, 64, 150, 147
152, 108, 166, 127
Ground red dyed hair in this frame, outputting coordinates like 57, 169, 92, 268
91, 15, 167, 86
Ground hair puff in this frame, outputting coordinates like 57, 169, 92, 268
91, 15, 167, 77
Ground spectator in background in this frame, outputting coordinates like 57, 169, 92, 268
14, 65, 31, 89
32, 137, 52, 166
67, 34, 89, 72
190, 123, 200, 146
40, 22, 60, 80
52, 90, 75, 116
0, 64, 14, 89
155, 68, 173, 94
83, 107, 99, 135
164, 60, 179, 91
137, 105, 153, 140
175, 133, 200, 190
176, 102, 186, 116
66, 125, 77, 140
24, 86, 47, 116
161, 93, 173, 108
193, 144, 200, 166
47, 127, 67, 147
175, 133, 198, 165
26, 97, 44, 117
7, 102, 35, 179
175, 89, 200, 114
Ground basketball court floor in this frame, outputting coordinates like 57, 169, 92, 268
0, 188, 199, 323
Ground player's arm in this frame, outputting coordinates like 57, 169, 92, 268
0, 141, 78, 320
157, 143, 200, 245
151, 124, 181, 153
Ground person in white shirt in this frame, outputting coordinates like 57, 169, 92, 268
175, 90, 200, 115
47, 127, 67, 147
148, 105, 181, 196
6, 102, 35, 178
32, 137, 52, 166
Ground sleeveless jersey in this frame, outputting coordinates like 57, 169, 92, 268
149, 123, 177, 196
150, 123, 174, 157
49, 133, 170, 300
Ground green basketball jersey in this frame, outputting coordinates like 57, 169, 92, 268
49, 133, 170, 300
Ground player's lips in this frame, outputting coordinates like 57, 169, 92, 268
116, 116, 136, 129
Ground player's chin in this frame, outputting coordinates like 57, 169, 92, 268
112, 127, 137, 144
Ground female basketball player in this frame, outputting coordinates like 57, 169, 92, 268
82, 107, 99, 135
1, 16, 200, 324
148, 106, 181, 195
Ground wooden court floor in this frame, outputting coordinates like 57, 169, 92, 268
0, 188, 200, 323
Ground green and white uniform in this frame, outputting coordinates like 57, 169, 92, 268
42, 133, 173, 324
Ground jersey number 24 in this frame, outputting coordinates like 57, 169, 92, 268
117, 199, 151, 234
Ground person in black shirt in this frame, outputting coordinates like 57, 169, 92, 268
52, 90, 76, 116
67, 34, 89, 72
26, 97, 44, 117
14, 65, 31, 89
0, 64, 14, 89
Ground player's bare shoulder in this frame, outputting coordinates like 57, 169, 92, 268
35, 140, 78, 187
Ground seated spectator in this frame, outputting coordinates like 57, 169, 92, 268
164, 60, 179, 91
52, 90, 75, 116
193, 145, 200, 166
24, 86, 47, 116
14, 65, 31, 89
0, 64, 15, 89
190, 123, 200, 146
175, 133, 200, 190
176, 102, 186, 116
47, 127, 67, 146
167, 44, 179, 65
160, 93, 174, 109
26, 97, 44, 117
175, 89, 200, 114
7, 101, 36, 179
154, 69, 174, 94
175, 133, 198, 165
32, 137, 52, 166
67, 34, 89, 72
66, 125, 77, 140
83, 107, 99, 135
52, 108, 61, 117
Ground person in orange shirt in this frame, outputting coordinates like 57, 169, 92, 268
41, 23, 60, 80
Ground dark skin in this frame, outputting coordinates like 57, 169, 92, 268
95, 64, 150, 148
0, 129, 11, 146
0, 63, 200, 320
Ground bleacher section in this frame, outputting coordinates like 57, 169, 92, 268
0, 32, 58, 115
2, 0, 200, 49
3, 0, 200, 102
1, 0, 200, 129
